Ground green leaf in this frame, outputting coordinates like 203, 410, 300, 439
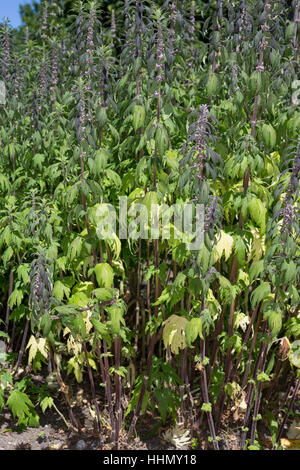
143, 191, 158, 216
92, 287, 117, 302
68, 291, 89, 307
17, 264, 30, 285
250, 282, 271, 308
264, 310, 282, 337
185, 318, 203, 347
201, 402, 212, 412
155, 125, 168, 157
90, 318, 110, 340
96, 107, 107, 128
248, 198, 267, 231
290, 340, 300, 368
262, 123, 276, 149
206, 73, 218, 96
40, 396, 53, 413
94, 148, 109, 173
249, 260, 264, 282
68, 237, 82, 260
9, 289, 23, 309
94, 263, 114, 288
52, 280, 71, 301
282, 260, 297, 284
40, 313, 52, 337
233, 236, 246, 266
3, 246, 13, 268
256, 372, 270, 382
7, 390, 36, 425
108, 304, 125, 336
133, 105, 145, 131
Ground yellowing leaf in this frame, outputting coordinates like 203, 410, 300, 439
249, 229, 265, 262
163, 424, 192, 450
281, 438, 300, 450
37, 337, 49, 359
67, 357, 83, 383
26, 335, 38, 365
287, 420, 300, 440
83, 310, 94, 335
270, 151, 280, 164
109, 233, 121, 260
214, 231, 234, 262
63, 328, 82, 356
163, 315, 189, 355
26, 336, 49, 364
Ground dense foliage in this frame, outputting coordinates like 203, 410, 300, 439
0, 0, 299, 450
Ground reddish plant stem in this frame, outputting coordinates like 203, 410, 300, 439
134, 239, 142, 358
104, 242, 122, 447
209, 304, 226, 370
242, 309, 263, 389
5, 270, 14, 336
178, 348, 187, 424
264, 359, 284, 403
200, 339, 219, 450
128, 69, 163, 438
13, 319, 29, 374
127, 332, 156, 439
274, 376, 300, 449
97, 340, 115, 438
293, 2, 299, 72
80, 155, 97, 265
280, 372, 294, 410
250, 337, 269, 445
49, 347, 81, 433
114, 335, 122, 449
240, 323, 267, 449
83, 341, 102, 447
230, 303, 260, 381
216, 297, 235, 429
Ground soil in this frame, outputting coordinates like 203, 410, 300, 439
0, 370, 297, 451
0, 370, 178, 451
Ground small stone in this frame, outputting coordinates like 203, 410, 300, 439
75, 440, 86, 450
49, 444, 60, 450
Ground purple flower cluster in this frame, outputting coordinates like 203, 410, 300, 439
281, 149, 300, 234
50, 42, 58, 102
231, 63, 240, 92
14, 58, 19, 101
50, 1, 58, 19
111, 10, 116, 42
29, 253, 53, 329
86, 5, 96, 89
3, 18, 10, 81
39, 60, 48, 110
155, 17, 165, 85
194, 105, 210, 182
255, 1, 273, 71
41, 2, 48, 40
204, 196, 218, 233
79, 94, 87, 146
236, 6, 251, 53
189, 1, 195, 43
124, 0, 132, 49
